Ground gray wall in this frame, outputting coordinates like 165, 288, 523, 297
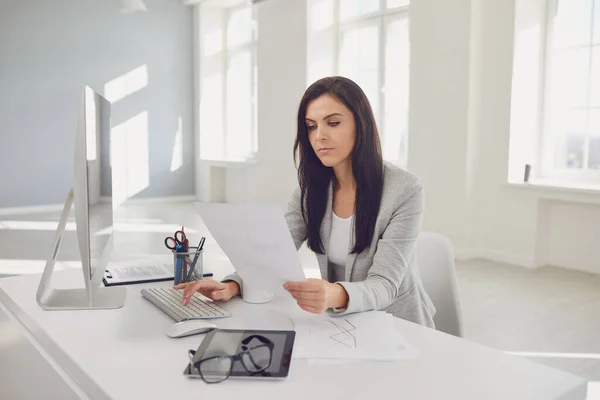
0, 0, 194, 208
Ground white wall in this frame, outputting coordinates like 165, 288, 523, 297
408, 0, 474, 251
0, 0, 195, 208
241, 0, 306, 208
468, 0, 541, 265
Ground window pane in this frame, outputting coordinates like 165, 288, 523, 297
591, 47, 600, 107
549, 48, 590, 109
339, 25, 380, 119
383, 115, 408, 165
308, 29, 335, 83
203, 28, 223, 57
200, 73, 224, 161
339, 0, 379, 22
387, 0, 409, 8
594, 0, 600, 43
554, 133, 586, 169
589, 111, 600, 169
384, 18, 409, 162
554, 0, 593, 48
590, 110, 600, 136
552, 110, 587, 169
589, 137, 600, 169
308, 55, 334, 83
227, 8, 253, 48
226, 51, 253, 161
309, 0, 333, 32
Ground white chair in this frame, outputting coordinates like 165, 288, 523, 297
416, 232, 464, 337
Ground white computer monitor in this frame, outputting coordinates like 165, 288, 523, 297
36, 86, 126, 310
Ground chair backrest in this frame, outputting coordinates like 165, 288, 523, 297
416, 232, 463, 337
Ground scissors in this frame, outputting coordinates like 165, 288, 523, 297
164, 227, 188, 251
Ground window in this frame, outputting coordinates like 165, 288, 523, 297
540, 0, 600, 181
307, 0, 410, 166
198, 4, 257, 164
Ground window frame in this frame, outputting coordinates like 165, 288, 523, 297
223, 4, 259, 162
198, 3, 258, 165
331, 0, 411, 167
539, 0, 600, 183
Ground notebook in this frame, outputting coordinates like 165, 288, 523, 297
102, 257, 212, 286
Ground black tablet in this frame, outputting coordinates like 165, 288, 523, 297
184, 329, 296, 380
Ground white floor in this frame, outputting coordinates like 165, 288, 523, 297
457, 260, 600, 387
1, 201, 599, 398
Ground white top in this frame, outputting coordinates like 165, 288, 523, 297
328, 212, 353, 282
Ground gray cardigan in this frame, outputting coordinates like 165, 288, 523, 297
225, 163, 436, 328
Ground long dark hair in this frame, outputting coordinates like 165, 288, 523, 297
293, 76, 384, 255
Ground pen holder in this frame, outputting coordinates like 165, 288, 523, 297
173, 246, 204, 285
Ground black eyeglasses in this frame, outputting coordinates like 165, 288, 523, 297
188, 334, 274, 384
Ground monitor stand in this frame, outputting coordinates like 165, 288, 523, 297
36, 189, 126, 310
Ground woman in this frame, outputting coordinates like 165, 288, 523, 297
175, 76, 436, 327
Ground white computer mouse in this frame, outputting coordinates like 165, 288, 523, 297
165, 320, 217, 338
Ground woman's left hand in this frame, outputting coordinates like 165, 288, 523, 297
283, 278, 348, 313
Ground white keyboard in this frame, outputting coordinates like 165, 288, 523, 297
141, 287, 231, 321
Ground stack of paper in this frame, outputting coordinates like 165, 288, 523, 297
289, 311, 419, 361
103, 256, 174, 286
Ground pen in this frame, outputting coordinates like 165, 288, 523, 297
186, 263, 195, 282
187, 237, 205, 281
182, 226, 189, 251
182, 255, 212, 279
181, 226, 189, 282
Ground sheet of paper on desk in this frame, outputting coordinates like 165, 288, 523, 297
194, 202, 306, 297
290, 311, 419, 361
104, 257, 173, 280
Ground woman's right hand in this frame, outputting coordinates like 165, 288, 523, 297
173, 279, 240, 305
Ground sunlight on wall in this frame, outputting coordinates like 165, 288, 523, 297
170, 117, 184, 172
111, 111, 150, 205
104, 65, 148, 103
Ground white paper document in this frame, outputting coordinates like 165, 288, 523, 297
194, 202, 306, 297
290, 311, 419, 361
103, 257, 174, 286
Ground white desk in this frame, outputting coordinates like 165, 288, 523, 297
0, 267, 588, 400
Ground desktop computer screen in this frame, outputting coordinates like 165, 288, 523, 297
36, 85, 126, 310
74, 86, 114, 287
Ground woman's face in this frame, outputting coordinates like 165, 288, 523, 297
305, 94, 356, 168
